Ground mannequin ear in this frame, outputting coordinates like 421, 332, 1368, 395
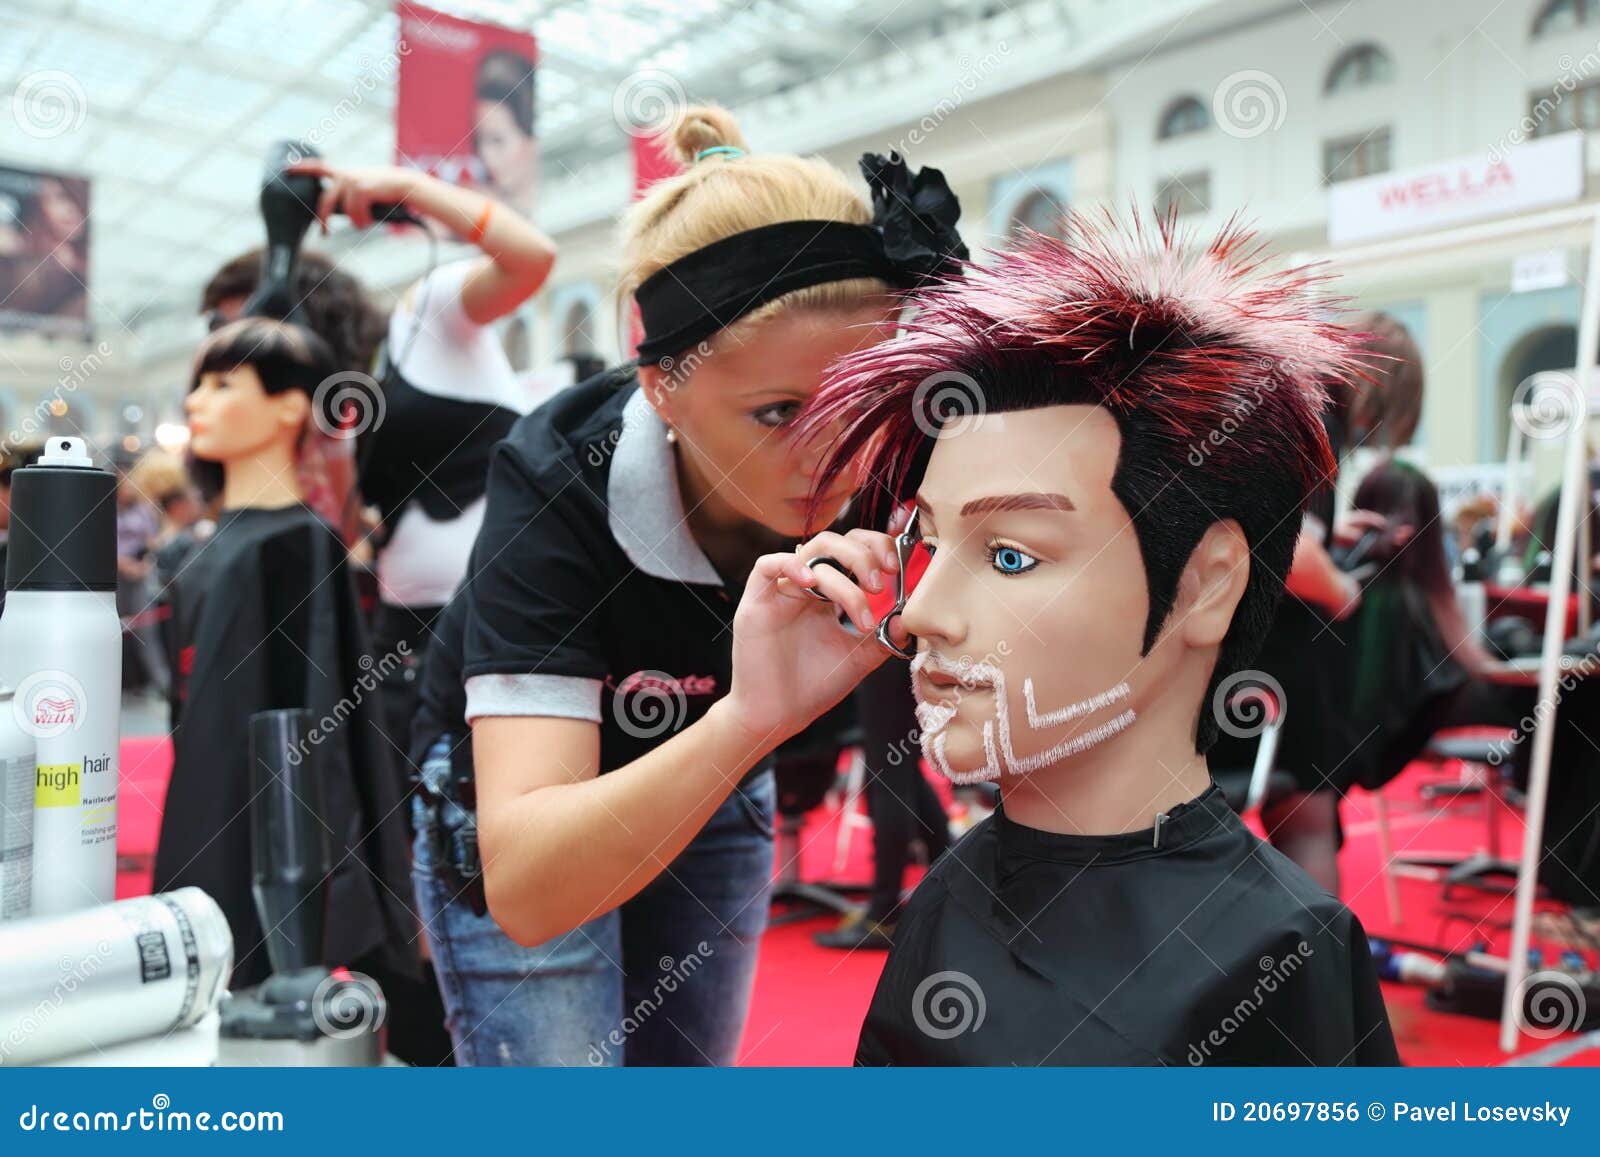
1175, 519, 1250, 649
274, 389, 312, 435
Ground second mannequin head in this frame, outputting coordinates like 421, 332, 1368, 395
185, 317, 339, 502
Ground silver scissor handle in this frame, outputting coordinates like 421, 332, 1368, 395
875, 511, 920, 660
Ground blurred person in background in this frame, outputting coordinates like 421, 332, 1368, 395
1342, 460, 1508, 792
124, 451, 198, 679
286, 156, 556, 772
1206, 311, 1424, 896
154, 485, 210, 669
1345, 310, 1424, 454
201, 248, 388, 368
115, 462, 163, 696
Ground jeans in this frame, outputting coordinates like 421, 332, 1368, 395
412, 763, 775, 1066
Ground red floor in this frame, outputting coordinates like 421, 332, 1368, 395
116, 736, 1598, 1066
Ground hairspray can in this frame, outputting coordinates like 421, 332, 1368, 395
0, 436, 121, 916
0, 887, 233, 1066
0, 685, 35, 921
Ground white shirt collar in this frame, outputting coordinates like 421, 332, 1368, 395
606, 388, 723, 586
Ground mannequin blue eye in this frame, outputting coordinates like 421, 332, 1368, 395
989, 545, 1036, 575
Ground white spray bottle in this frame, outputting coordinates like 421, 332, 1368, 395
0, 436, 122, 915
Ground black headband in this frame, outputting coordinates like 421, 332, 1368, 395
633, 152, 968, 363
634, 220, 894, 363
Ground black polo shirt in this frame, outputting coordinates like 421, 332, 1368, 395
456, 364, 752, 775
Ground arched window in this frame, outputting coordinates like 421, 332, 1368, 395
501, 315, 531, 372
1157, 95, 1211, 139
1533, 0, 1600, 38
1325, 43, 1394, 94
1008, 189, 1069, 242
563, 299, 596, 359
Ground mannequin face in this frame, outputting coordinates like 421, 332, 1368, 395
641, 305, 895, 538
902, 405, 1240, 783
185, 365, 309, 467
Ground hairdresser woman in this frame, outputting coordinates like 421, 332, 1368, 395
410, 105, 964, 1065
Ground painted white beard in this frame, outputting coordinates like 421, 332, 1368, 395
909, 653, 1136, 784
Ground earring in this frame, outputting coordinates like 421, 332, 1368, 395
665, 427, 678, 445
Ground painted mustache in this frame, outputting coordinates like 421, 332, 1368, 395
910, 652, 1135, 784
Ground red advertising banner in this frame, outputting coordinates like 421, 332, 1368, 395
625, 133, 682, 356
394, 2, 538, 215
631, 132, 682, 199
0, 165, 90, 338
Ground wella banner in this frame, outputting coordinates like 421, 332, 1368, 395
1328, 132, 1584, 246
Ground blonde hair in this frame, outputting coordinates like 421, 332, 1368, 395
619, 105, 887, 343
127, 450, 190, 504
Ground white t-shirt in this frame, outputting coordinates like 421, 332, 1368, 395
376, 259, 534, 609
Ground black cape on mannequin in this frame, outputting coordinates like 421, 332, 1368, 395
152, 505, 418, 989
857, 785, 1400, 1066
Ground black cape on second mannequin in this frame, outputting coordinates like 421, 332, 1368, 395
152, 505, 418, 989
856, 785, 1400, 1066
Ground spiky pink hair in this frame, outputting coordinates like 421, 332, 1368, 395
798, 210, 1377, 753
800, 209, 1371, 520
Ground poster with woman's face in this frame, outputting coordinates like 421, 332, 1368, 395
0, 165, 90, 336
394, 2, 538, 216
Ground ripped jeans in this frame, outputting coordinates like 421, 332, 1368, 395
411, 737, 775, 1066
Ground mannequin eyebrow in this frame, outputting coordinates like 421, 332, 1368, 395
958, 492, 1075, 516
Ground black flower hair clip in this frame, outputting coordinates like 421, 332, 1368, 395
860, 151, 969, 288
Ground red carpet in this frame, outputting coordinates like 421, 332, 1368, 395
115, 737, 1597, 1066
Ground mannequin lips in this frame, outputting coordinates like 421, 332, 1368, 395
910, 652, 995, 704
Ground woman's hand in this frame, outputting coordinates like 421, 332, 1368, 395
288, 161, 421, 232
723, 528, 910, 748
1331, 509, 1389, 548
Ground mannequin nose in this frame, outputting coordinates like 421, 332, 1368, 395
898, 552, 965, 650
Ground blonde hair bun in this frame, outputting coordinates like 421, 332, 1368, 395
619, 101, 883, 333
671, 104, 749, 165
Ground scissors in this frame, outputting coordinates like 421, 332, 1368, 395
802, 511, 920, 661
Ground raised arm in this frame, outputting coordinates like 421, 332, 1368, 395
290, 160, 556, 325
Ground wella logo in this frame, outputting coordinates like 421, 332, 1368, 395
1376, 158, 1514, 210
33, 696, 75, 727
13, 670, 88, 740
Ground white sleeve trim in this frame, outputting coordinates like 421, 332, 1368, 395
465, 673, 604, 724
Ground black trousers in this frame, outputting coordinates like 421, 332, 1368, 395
855, 662, 952, 920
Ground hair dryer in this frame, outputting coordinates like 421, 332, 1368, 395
240, 140, 423, 322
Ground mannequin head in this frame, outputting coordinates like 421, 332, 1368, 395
801, 214, 1368, 782
186, 318, 336, 506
